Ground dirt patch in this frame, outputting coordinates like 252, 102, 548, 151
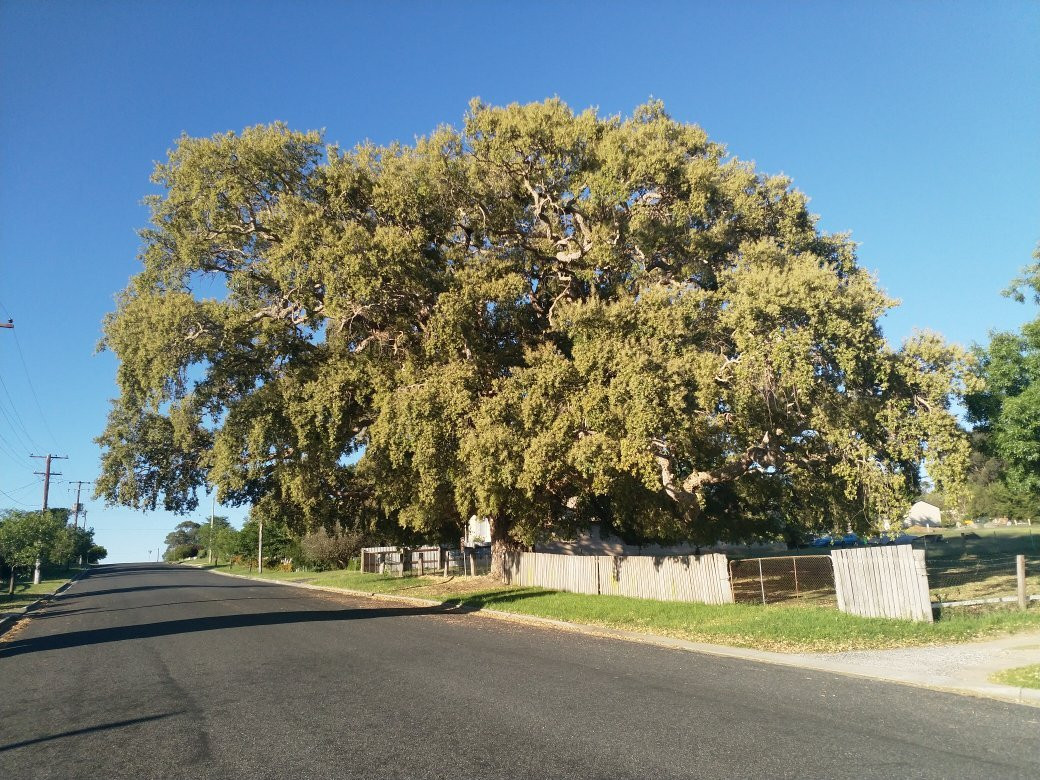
0, 616, 32, 642
406, 574, 499, 597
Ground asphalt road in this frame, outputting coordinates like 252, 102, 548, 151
2, 564, 1039, 779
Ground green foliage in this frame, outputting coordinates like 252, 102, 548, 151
235, 514, 297, 566
163, 519, 202, 560
165, 543, 200, 562
97, 100, 972, 563
966, 244, 1040, 517
196, 515, 233, 550
87, 544, 108, 563
299, 525, 363, 570
51, 525, 97, 567
0, 509, 67, 570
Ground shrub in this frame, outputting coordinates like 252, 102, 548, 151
300, 527, 364, 570
164, 543, 200, 561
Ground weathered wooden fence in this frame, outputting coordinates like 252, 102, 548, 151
501, 552, 734, 605
361, 546, 445, 575
831, 545, 933, 622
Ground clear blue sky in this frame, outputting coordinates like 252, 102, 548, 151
1, 1, 1037, 562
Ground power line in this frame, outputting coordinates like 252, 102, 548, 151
11, 329, 60, 449
0, 486, 33, 507
0, 429, 30, 466
5, 477, 44, 495
0, 373, 41, 453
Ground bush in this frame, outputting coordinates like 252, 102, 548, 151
164, 544, 200, 561
300, 527, 364, 571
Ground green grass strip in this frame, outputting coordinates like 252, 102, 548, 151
0, 567, 85, 613
991, 663, 1040, 689
186, 562, 1040, 653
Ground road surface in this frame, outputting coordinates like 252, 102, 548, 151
1, 563, 1038, 779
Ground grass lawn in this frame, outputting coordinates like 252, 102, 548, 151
0, 566, 85, 613
991, 663, 1040, 690
923, 526, 1040, 603
183, 561, 1040, 653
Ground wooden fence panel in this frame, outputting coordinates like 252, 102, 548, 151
504, 552, 732, 605
831, 546, 933, 622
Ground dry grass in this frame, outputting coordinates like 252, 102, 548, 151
991, 663, 1040, 689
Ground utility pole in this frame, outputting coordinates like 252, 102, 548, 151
258, 516, 264, 574
69, 480, 91, 529
30, 454, 67, 584
31, 454, 67, 510
208, 494, 215, 564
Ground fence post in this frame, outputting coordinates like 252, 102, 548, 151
792, 557, 799, 596
757, 558, 766, 605
1017, 554, 1027, 611
418, 553, 424, 577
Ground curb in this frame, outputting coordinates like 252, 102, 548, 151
193, 565, 1040, 708
0, 568, 90, 637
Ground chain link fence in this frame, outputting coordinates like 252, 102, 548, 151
729, 555, 836, 606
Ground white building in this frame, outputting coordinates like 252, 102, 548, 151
464, 515, 491, 546
904, 500, 942, 528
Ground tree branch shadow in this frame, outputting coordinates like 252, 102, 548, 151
0, 602, 466, 659
0, 712, 183, 752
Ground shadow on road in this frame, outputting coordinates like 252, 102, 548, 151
77, 564, 184, 578
60, 583, 267, 600
0, 602, 471, 659
0, 712, 183, 752
32, 596, 306, 620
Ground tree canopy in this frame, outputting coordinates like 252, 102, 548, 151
965, 244, 1040, 516
0, 509, 71, 591
96, 99, 971, 574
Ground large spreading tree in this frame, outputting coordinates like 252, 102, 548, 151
96, 100, 971, 576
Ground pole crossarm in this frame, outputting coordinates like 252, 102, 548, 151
30, 454, 68, 510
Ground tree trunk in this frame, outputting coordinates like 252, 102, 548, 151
8, 568, 14, 595
489, 517, 521, 582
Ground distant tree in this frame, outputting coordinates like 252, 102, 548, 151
0, 509, 66, 593
966, 244, 1040, 516
87, 544, 108, 564
236, 515, 296, 567
195, 516, 233, 558
51, 526, 97, 569
163, 519, 202, 560
96, 100, 973, 580
211, 525, 240, 564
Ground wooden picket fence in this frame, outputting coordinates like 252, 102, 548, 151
500, 551, 734, 605
831, 545, 933, 622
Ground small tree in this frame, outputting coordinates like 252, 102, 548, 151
0, 509, 65, 593
87, 544, 108, 563
164, 520, 201, 559
51, 526, 96, 569
197, 516, 233, 560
